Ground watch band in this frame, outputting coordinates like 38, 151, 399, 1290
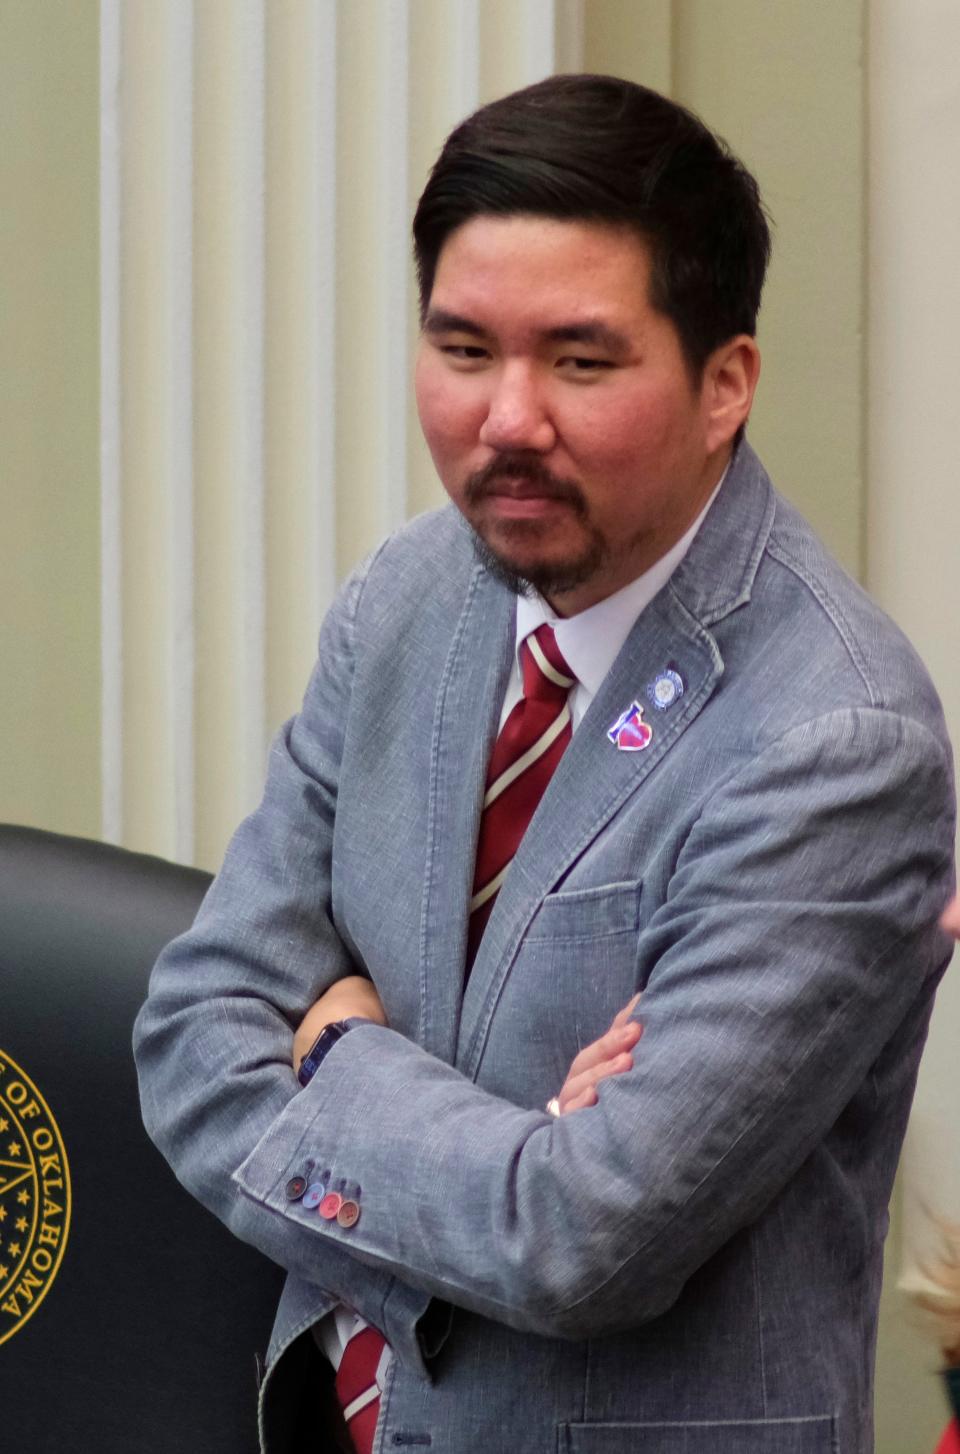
297, 1019, 352, 1087
946, 1366, 960, 1424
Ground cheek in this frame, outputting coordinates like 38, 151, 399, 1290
565, 399, 668, 479
597, 387, 698, 468
415, 369, 484, 465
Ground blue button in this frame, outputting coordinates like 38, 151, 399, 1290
302, 1181, 327, 1210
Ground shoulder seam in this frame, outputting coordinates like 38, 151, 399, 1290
764, 535, 880, 707
675, 706, 954, 868
348, 534, 395, 629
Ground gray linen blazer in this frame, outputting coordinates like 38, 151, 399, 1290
135, 443, 956, 1454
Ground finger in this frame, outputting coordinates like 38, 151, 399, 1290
565, 1017, 642, 1081
611, 992, 642, 1029
561, 1049, 636, 1113
560, 1085, 598, 1114
559, 1050, 634, 1110
571, 1048, 634, 1091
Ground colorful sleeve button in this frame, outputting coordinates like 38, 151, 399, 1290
302, 1181, 328, 1210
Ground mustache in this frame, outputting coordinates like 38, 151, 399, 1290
463, 455, 586, 515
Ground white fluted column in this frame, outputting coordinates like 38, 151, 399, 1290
263, 0, 338, 740
191, 0, 268, 866
100, 0, 583, 869
101, 0, 197, 860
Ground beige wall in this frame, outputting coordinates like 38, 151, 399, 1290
586, 0, 866, 576
0, 0, 100, 837
876, 1190, 949, 1452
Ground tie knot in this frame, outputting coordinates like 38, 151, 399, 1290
521, 624, 575, 703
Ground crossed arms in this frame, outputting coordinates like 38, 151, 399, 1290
134, 696, 954, 1344
133, 534, 956, 1348
291, 975, 643, 1117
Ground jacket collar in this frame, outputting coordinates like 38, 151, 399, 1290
666, 439, 776, 628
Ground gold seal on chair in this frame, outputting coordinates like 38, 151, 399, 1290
0, 1050, 72, 1346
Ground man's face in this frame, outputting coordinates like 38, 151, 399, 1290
415, 215, 750, 615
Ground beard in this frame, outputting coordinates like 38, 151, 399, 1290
463, 454, 608, 601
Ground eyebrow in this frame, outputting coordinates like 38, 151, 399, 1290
422, 309, 487, 338
542, 322, 631, 356
422, 310, 631, 357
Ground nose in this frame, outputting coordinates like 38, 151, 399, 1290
478, 363, 556, 453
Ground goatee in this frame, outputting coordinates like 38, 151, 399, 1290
470, 528, 607, 601
464, 453, 606, 600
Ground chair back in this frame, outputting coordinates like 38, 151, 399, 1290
0, 825, 283, 1452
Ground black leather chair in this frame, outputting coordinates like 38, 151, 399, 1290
0, 825, 284, 1452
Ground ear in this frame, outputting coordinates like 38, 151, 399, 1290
703, 336, 761, 453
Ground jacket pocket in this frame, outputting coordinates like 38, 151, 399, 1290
526, 878, 642, 942
479, 880, 643, 1105
522, 880, 643, 1068
558, 1415, 838, 1453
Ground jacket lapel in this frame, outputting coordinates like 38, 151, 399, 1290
457, 586, 722, 1073
415, 563, 515, 1062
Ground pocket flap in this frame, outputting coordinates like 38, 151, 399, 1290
526, 879, 642, 942
559, 1415, 837, 1453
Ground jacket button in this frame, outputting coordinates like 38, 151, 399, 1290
302, 1181, 327, 1210
319, 1191, 343, 1220
337, 1199, 361, 1229
285, 1175, 308, 1202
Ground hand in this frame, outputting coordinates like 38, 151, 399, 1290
553, 993, 643, 1115
941, 894, 960, 939
293, 975, 388, 1072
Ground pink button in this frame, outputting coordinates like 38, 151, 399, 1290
318, 1192, 342, 1221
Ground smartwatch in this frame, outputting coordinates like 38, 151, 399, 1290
297, 1019, 353, 1087
946, 1366, 960, 1424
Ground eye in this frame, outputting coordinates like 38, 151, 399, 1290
557, 355, 614, 374
439, 343, 490, 364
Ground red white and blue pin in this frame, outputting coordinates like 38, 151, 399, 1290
608, 671, 684, 752
607, 702, 653, 752
647, 667, 684, 712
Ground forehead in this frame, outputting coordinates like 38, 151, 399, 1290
428, 214, 656, 328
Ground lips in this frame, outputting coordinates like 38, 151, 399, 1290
486, 479, 564, 501
482, 490, 571, 520
463, 458, 587, 519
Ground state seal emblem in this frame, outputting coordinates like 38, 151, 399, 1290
0, 1050, 71, 1346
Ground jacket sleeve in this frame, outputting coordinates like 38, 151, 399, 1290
227, 706, 955, 1339
133, 552, 438, 1361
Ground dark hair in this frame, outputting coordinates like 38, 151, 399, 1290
413, 73, 771, 379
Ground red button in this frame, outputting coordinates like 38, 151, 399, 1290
318, 1192, 342, 1220
337, 1199, 360, 1229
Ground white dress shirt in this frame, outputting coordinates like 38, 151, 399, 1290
501, 468, 726, 731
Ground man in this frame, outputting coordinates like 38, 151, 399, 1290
134, 75, 955, 1453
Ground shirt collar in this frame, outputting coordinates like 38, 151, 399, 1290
514, 464, 728, 698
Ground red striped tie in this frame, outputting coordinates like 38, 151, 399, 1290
468, 623, 575, 963
334, 1323, 387, 1454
